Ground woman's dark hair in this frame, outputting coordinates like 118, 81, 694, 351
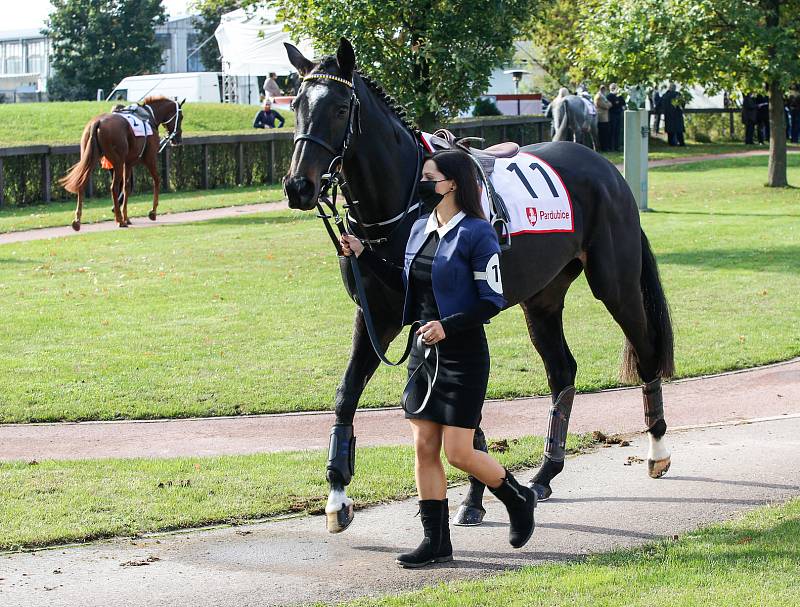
430, 149, 486, 220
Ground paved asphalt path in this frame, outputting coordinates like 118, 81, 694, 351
2, 417, 799, 606
2, 358, 798, 461
1, 149, 791, 247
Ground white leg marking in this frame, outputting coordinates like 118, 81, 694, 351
647, 433, 670, 462
325, 487, 353, 514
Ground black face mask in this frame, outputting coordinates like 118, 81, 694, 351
417, 180, 446, 214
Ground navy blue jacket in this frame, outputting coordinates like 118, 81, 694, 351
401, 211, 506, 326
253, 109, 285, 129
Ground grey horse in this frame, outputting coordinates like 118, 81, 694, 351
545, 87, 599, 150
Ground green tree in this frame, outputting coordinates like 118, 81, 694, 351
522, 0, 596, 88
191, 0, 240, 72
575, 0, 800, 187
272, 0, 535, 130
45, 0, 167, 101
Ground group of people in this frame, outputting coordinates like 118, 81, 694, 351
742, 87, 800, 145
588, 82, 686, 150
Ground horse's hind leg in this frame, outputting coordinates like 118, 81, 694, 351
72, 188, 84, 231
121, 166, 133, 226
110, 170, 125, 227
522, 260, 583, 500
584, 229, 674, 479
326, 306, 400, 533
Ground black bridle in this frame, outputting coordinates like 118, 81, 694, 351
290, 72, 434, 409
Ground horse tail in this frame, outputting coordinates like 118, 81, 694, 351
622, 230, 675, 382
60, 121, 100, 194
555, 101, 571, 140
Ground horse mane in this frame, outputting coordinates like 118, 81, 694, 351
313, 55, 415, 132
141, 95, 172, 106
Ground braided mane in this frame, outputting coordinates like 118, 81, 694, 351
356, 72, 415, 132
312, 55, 415, 131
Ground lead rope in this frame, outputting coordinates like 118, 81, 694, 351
315, 153, 437, 414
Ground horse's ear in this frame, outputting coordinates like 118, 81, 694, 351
285, 42, 314, 76
336, 37, 355, 79
179, 98, 186, 107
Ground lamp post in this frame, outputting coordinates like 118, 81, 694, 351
504, 68, 530, 115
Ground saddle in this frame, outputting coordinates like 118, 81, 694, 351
113, 103, 156, 132
424, 129, 515, 250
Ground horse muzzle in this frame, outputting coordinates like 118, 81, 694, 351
284, 175, 319, 210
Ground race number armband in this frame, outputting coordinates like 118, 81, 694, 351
472, 252, 503, 295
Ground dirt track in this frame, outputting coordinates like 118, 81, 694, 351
1, 358, 797, 461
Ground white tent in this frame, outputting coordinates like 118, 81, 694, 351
214, 7, 314, 76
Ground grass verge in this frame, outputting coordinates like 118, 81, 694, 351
344, 498, 800, 607
0, 156, 798, 423
0, 183, 285, 234
0, 433, 592, 552
0, 101, 294, 147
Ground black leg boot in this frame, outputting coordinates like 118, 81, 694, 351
489, 469, 537, 548
396, 499, 453, 568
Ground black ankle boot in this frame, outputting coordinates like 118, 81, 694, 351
396, 499, 453, 568
489, 469, 537, 548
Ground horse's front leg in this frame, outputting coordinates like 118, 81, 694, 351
326, 306, 400, 533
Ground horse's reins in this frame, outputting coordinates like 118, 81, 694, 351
140, 101, 182, 153
292, 71, 435, 414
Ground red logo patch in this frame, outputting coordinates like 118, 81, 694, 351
526, 207, 538, 227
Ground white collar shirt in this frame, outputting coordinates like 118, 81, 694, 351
424, 210, 466, 239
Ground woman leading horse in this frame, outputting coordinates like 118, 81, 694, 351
341, 150, 537, 567
283, 38, 674, 535
60, 96, 184, 230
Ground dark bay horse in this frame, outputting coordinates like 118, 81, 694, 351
284, 39, 674, 534
60, 96, 184, 230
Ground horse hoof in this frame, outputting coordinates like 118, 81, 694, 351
118, 223, 128, 228
148, 211, 157, 221
71, 221, 81, 232
648, 456, 671, 479
326, 502, 354, 534
528, 482, 552, 502
453, 504, 485, 526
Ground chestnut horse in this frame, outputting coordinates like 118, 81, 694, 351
60, 96, 185, 230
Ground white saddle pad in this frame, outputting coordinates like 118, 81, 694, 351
482, 153, 574, 235
119, 113, 153, 137
581, 96, 597, 116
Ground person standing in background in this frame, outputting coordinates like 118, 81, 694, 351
661, 83, 685, 146
651, 86, 663, 134
755, 91, 770, 144
264, 72, 282, 99
607, 83, 625, 152
742, 93, 758, 145
788, 85, 800, 144
595, 85, 612, 152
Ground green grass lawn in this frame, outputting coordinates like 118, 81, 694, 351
0, 156, 798, 423
601, 137, 800, 165
0, 101, 295, 147
0, 184, 285, 234
0, 433, 592, 551
344, 498, 800, 607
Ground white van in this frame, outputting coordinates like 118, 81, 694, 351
107, 72, 222, 103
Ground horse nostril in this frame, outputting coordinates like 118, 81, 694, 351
285, 176, 317, 208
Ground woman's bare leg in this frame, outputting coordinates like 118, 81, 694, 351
442, 426, 505, 488
409, 420, 446, 499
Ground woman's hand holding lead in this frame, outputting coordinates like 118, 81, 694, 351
417, 320, 445, 345
340, 234, 364, 257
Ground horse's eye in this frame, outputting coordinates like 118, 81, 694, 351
336, 107, 348, 118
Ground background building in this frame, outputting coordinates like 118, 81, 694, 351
0, 16, 206, 102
